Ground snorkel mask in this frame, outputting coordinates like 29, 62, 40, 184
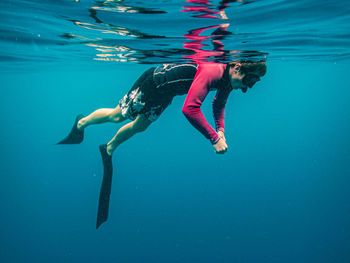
241, 73, 261, 92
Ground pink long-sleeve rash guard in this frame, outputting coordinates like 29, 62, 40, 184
182, 63, 232, 144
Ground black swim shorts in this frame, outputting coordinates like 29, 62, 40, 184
118, 67, 174, 122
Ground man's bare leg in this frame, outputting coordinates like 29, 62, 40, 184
57, 105, 127, 144
77, 105, 126, 130
105, 114, 152, 156
96, 114, 151, 228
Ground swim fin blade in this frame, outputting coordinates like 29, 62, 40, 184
96, 144, 113, 229
57, 114, 85, 144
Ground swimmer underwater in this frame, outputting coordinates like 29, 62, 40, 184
57, 61, 267, 229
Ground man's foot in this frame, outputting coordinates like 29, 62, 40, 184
57, 114, 85, 144
99, 144, 112, 165
77, 119, 84, 130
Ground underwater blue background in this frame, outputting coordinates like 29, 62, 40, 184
1, 0, 350, 262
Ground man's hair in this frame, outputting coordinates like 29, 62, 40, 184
229, 60, 267, 76
240, 61, 267, 76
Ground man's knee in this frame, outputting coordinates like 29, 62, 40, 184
132, 117, 151, 133
109, 114, 123, 123
109, 108, 125, 123
132, 122, 148, 133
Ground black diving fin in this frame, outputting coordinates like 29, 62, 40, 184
96, 144, 113, 229
57, 114, 85, 144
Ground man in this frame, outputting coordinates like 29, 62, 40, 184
57, 61, 267, 228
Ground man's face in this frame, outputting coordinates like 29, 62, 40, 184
229, 64, 263, 93
240, 72, 261, 92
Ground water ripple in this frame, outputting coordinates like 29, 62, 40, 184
1, 0, 350, 67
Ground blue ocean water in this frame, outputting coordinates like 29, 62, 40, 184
1, 1, 350, 263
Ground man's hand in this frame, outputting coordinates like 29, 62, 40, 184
213, 137, 228, 154
218, 130, 226, 142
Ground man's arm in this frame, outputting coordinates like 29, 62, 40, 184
212, 86, 231, 143
182, 63, 228, 153
182, 71, 219, 144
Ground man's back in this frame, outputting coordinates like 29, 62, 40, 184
153, 64, 198, 95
